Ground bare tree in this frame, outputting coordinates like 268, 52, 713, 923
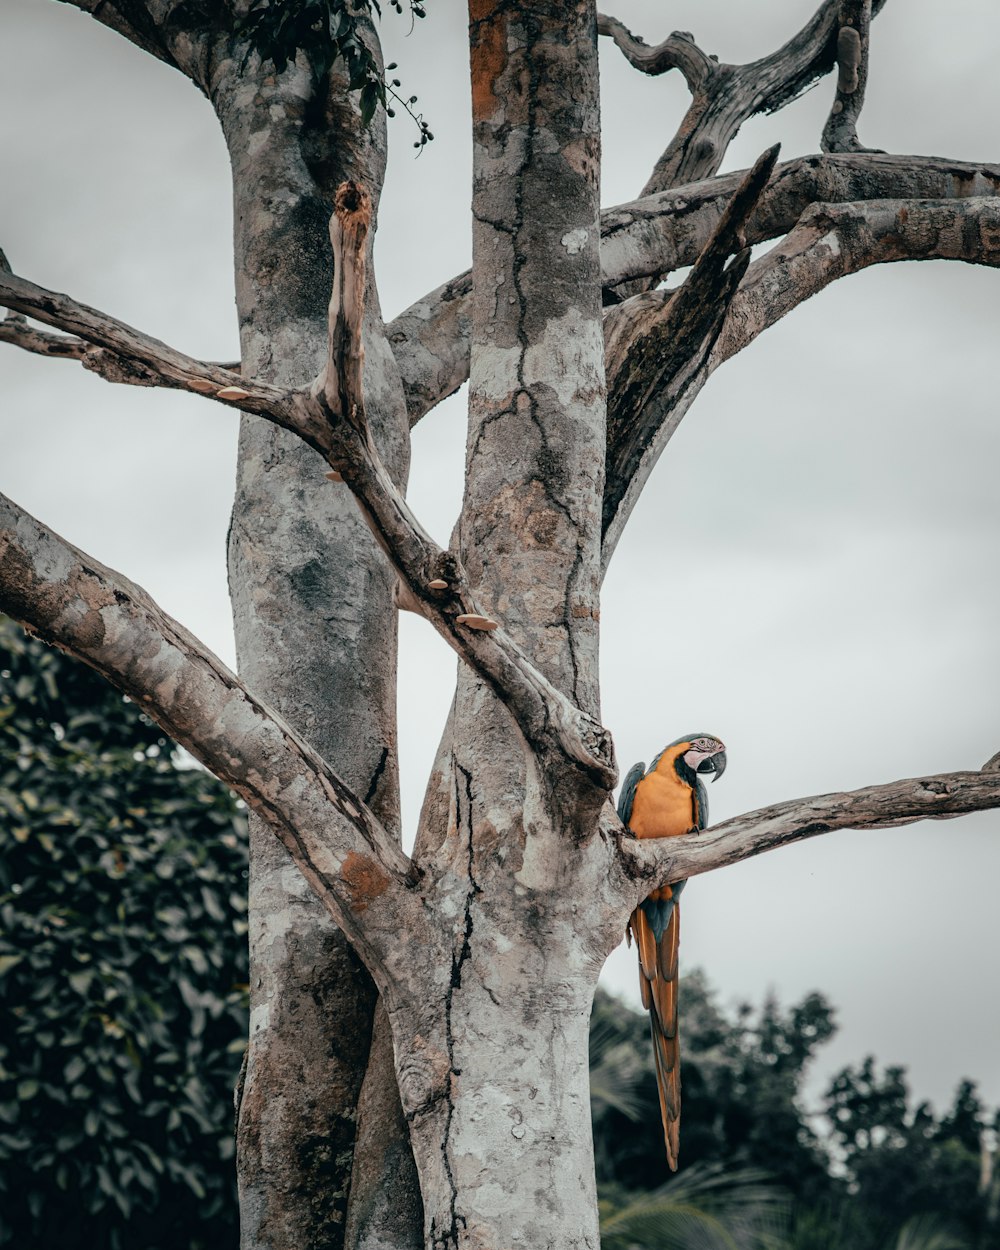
2, 3, 999, 1248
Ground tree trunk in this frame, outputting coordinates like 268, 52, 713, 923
387, 809, 623, 1250
402, 957, 601, 1250
378, 8, 615, 1243
211, 43, 409, 1250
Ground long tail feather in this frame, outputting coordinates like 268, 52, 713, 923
630, 902, 682, 1170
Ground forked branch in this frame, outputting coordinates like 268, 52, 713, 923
0, 315, 96, 363
601, 0, 889, 197
620, 766, 1000, 899
0, 490, 425, 979
0, 260, 301, 427
0, 310, 239, 387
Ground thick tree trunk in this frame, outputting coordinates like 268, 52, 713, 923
344, 1003, 423, 1250
210, 46, 410, 1250
399, 931, 602, 1250
373, 6, 616, 1246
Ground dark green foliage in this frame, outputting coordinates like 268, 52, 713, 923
236, 0, 433, 144
823, 1061, 994, 1249
591, 979, 998, 1250
0, 620, 249, 1249
591, 973, 835, 1202
599, 1163, 791, 1250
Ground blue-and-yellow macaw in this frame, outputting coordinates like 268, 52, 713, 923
617, 734, 727, 1171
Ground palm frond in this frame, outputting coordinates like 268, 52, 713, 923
891, 1215, 970, 1250
590, 1015, 647, 1123
600, 1164, 791, 1250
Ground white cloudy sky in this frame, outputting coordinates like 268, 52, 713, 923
3, 0, 999, 1119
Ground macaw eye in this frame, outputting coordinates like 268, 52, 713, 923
691, 736, 721, 752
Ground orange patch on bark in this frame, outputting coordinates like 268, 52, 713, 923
469, 6, 507, 121
341, 851, 391, 913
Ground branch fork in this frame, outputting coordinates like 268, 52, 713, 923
600, 0, 888, 198
304, 182, 617, 795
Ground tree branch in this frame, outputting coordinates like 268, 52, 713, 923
597, 14, 713, 92
0, 314, 90, 362
0, 489, 427, 982
601, 193, 1000, 569
0, 261, 309, 429
626, 0, 890, 197
602, 147, 778, 560
714, 196, 1000, 367
387, 272, 472, 426
59, 0, 216, 90
390, 153, 1000, 424
304, 185, 617, 794
821, 0, 877, 153
0, 309, 239, 387
601, 152, 1000, 290
619, 767, 1000, 896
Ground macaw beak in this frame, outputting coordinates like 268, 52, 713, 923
697, 749, 727, 782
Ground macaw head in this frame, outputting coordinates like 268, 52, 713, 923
680, 734, 727, 783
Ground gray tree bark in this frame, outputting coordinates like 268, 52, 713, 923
3, 2, 1000, 1249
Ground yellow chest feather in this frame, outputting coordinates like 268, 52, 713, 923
629, 763, 697, 839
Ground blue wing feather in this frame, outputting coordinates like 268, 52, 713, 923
617, 761, 646, 828
695, 776, 709, 829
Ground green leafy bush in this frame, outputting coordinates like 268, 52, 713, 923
0, 620, 248, 1249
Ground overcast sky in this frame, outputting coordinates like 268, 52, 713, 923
3, 0, 999, 1120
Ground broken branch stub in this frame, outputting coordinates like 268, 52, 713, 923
603, 146, 780, 554
821, 0, 878, 154
320, 181, 372, 437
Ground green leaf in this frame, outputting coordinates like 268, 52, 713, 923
359, 81, 379, 127
68, 968, 95, 996
64, 1055, 87, 1084
0, 616, 247, 1244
